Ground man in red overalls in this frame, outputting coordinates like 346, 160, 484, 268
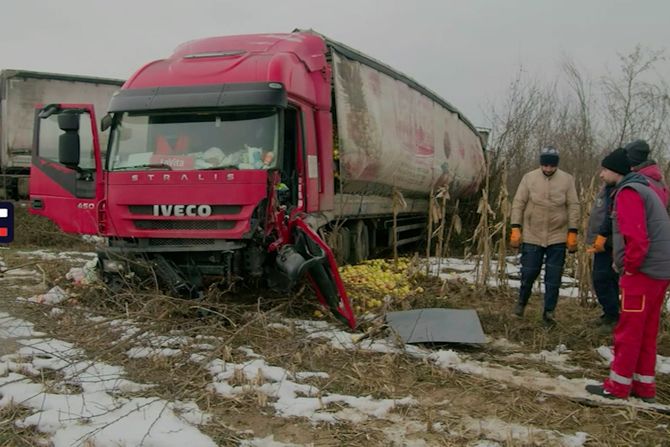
586, 147, 670, 403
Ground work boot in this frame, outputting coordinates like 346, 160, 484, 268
585, 384, 622, 400
594, 314, 618, 334
512, 302, 525, 318
542, 311, 556, 327
593, 314, 619, 326
598, 320, 617, 335
631, 392, 656, 404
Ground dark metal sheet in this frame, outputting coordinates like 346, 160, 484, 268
386, 308, 486, 344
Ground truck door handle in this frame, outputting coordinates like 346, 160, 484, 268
31, 199, 44, 210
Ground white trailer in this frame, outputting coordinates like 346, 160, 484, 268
0, 69, 123, 198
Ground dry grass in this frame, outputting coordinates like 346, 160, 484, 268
2, 227, 670, 445
8, 204, 95, 251
1, 259, 668, 446
0, 405, 45, 447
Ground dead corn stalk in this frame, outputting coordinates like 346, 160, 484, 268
425, 185, 435, 274
443, 199, 461, 258
576, 177, 599, 306
469, 153, 494, 287
433, 185, 450, 275
392, 187, 407, 267
494, 161, 511, 288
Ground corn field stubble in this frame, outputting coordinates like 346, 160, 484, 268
1, 212, 669, 445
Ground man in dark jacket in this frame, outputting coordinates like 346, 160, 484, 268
586, 148, 670, 402
586, 180, 619, 329
586, 140, 669, 331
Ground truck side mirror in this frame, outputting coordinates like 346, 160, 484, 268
58, 113, 81, 167
58, 112, 80, 131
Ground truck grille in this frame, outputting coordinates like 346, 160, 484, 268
148, 238, 215, 246
134, 220, 235, 230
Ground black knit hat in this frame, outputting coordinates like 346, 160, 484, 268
601, 147, 630, 175
624, 139, 650, 166
539, 146, 559, 166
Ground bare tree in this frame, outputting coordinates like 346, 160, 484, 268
600, 46, 670, 155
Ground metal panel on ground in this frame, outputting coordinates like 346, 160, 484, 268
386, 308, 486, 344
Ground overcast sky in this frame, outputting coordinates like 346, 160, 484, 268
2, 0, 668, 126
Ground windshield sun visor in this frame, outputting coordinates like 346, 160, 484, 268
109, 82, 287, 112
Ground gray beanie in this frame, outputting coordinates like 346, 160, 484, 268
624, 139, 650, 166
539, 146, 559, 166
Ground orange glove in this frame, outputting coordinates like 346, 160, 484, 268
509, 227, 522, 249
567, 231, 578, 253
586, 235, 607, 254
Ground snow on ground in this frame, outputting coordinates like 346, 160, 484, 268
13, 249, 97, 264
0, 311, 216, 447
3, 251, 669, 446
296, 317, 670, 414
429, 256, 581, 298
200, 346, 416, 423
596, 345, 670, 374
1, 296, 595, 446
459, 416, 588, 447
504, 344, 581, 372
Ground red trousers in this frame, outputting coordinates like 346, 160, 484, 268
604, 272, 669, 398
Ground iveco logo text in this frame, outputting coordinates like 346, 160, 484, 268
153, 205, 212, 217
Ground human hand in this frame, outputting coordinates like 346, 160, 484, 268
567, 231, 578, 253
509, 227, 522, 249
586, 235, 607, 254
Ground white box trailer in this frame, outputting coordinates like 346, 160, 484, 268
310, 32, 487, 223
0, 69, 123, 198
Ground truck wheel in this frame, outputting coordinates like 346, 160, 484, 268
350, 220, 370, 264
333, 226, 351, 265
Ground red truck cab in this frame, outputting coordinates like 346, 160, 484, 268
30, 32, 355, 327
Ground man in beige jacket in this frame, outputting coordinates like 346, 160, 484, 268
509, 146, 580, 325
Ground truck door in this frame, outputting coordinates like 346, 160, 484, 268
29, 104, 103, 235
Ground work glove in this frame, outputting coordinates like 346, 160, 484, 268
567, 230, 578, 253
509, 227, 522, 249
586, 235, 607, 254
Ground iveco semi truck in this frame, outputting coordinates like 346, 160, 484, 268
29, 30, 486, 327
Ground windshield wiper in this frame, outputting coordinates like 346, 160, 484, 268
114, 163, 173, 171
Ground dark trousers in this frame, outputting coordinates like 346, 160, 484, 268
592, 249, 619, 319
518, 242, 566, 313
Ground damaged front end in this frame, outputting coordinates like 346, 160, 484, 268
272, 216, 356, 329
97, 172, 356, 329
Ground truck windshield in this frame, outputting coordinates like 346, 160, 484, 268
107, 108, 279, 171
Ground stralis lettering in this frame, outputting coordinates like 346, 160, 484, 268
153, 205, 213, 217
130, 173, 230, 182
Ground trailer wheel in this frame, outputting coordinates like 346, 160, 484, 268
350, 220, 370, 264
332, 226, 351, 265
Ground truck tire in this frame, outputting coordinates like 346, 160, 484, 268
332, 226, 351, 265
350, 220, 370, 264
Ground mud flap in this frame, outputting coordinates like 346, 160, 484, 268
276, 218, 356, 329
